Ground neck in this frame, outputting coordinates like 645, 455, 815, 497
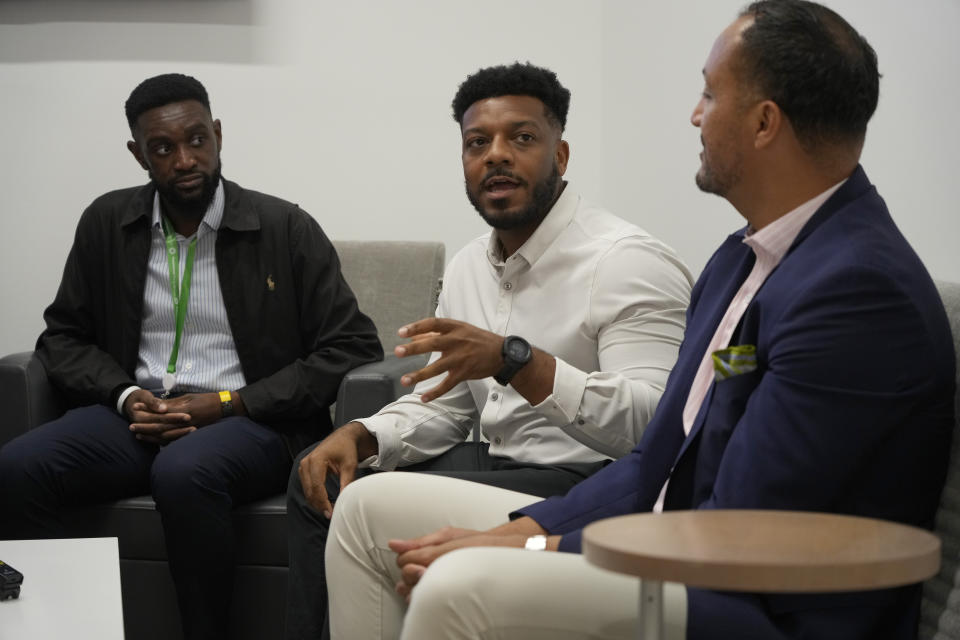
734, 159, 856, 231
496, 228, 534, 258
162, 206, 203, 238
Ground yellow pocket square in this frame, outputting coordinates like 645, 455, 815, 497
712, 344, 757, 381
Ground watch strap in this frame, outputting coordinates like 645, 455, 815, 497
494, 335, 532, 386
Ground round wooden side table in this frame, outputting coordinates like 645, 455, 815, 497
583, 510, 940, 639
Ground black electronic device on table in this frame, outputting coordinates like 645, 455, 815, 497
0, 559, 24, 600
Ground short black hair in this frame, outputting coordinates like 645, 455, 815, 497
451, 62, 571, 131
125, 73, 211, 134
738, 0, 879, 150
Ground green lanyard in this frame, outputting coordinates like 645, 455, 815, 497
161, 216, 198, 380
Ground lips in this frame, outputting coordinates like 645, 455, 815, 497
484, 176, 519, 192
175, 174, 204, 190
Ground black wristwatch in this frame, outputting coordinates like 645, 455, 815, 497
494, 335, 532, 386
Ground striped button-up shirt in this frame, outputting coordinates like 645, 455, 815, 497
133, 180, 246, 396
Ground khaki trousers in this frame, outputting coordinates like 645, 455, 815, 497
326, 472, 687, 639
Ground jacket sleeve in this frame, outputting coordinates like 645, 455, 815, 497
235, 209, 384, 423
36, 203, 138, 408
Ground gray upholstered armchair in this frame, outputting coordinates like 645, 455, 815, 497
0, 240, 444, 640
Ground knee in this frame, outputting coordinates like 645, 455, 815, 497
0, 432, 51, 490
406, 549, 490, 630
150, 445, 225, 510
287, 443, 316, 504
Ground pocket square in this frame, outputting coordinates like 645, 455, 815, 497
712, 344, 757, 381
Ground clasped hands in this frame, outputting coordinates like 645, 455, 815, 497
124, 389, 224, 445
388, 519, 555, 602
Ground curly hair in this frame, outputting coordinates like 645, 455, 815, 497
738, 0, 879, 150
451, 62, 571, 131
124, 73, 211, 133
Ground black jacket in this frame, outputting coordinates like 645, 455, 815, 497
37, 179, 383, 454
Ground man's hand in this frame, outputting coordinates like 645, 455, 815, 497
389, 517, 553, 602
125, 391, 237, 445
298, 422, 378, 518
394, 318, 507, 403
124, 389, 193, 445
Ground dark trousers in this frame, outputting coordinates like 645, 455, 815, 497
284, 441, 608, 640
0, 404, 291, 640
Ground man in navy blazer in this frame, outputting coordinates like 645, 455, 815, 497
322, 2, 955, 638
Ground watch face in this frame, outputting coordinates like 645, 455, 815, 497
506, 337, 531, 361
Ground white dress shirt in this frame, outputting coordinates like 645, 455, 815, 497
360, 187, 694, 470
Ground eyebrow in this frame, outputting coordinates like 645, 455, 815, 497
144, 121, 210, 142
462, 120, 544, 137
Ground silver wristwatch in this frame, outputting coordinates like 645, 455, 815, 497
524, 534, 547, 551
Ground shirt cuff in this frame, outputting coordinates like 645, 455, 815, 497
115, 385, 141, 416
355, 414, 402, 470
532, 357, 588, 425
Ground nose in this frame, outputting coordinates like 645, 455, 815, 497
484, 134, 513, 166
172, 144, 197, 170
691, 99, 704, 128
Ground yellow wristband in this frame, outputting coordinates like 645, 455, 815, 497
219, 390, 234, 417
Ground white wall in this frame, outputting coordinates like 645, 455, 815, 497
1, 0, 957, 356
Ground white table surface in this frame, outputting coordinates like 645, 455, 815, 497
0, 537, 124, 640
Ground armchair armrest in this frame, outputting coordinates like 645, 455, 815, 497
334, 354, 425, 426
0, 351, 64, 446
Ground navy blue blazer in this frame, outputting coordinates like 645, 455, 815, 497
519, 166, 955, 639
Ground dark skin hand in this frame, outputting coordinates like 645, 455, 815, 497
297, 318, 559, 518
395, 317, 556, 405
298, 421, 379, 518
387, 517, 559, 602
124, 389, 246, 445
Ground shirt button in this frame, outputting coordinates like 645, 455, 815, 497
494, 436, 503, 445
503, 282, 513, 290
184, 362, 193, 371
577, 418, 585, 425
491, 392, 499, 401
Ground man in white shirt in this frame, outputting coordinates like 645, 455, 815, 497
284, 62, 693, 638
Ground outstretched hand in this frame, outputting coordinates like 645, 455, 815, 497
394, 318, 505, 403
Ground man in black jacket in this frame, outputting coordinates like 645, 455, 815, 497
0, 73, 383, 640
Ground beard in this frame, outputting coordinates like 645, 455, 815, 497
695, 146, 742, 197
466, 163, 561, 231
153, 159, 222, 219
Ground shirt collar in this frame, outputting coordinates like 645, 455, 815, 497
151, 179, 225, 236
485, 184, 578, 268
743, 178, 847, 265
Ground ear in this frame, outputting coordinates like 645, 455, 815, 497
213, 118, 223, 152
555, 139, 570, 176
127, 139, 150, 171
753, 100, 782, 150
